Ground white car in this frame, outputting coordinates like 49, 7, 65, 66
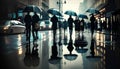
0, 20, 25, 34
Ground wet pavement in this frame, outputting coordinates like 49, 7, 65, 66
0, 28, 120, 69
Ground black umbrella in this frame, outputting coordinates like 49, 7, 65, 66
47, 8, 62, 16
78, 14, 88, 19
23, 5, 42, 13
64, 10, 77, 16
86, 8, 100, 14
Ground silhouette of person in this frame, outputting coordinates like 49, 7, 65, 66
50, 15, 58, 41
68, 15, 74, 38
74, 16, 80, 35
24, 12, 32, 41
32, 12, 40, 40
63, 19, 68, 34
80, 19, 85, 36
90, 14, 95, 38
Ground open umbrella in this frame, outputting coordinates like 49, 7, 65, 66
47, 8, 62, 16
86, 8, 100, 14
64, 10, 77, 16
23, 5, 42, 13
78, 14, 88, 19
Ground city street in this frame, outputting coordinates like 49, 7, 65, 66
0, 28, 119, 69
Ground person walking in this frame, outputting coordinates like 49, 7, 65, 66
90, 14, 96, 38
32, 12, 40, 40
50, 15, 58, 41
74, 16, 80, 36
68, 15, 74, 38
24, 12, 32, 41
80, 18, 85, 37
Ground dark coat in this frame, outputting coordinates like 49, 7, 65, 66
51, 15, 58, 30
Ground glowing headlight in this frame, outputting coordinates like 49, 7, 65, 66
3, 26, 9, 30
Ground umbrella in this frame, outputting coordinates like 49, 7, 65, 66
78, 14, 88, 19
23, 5, 42, 13
86, 8, 100, 14
47, 8, 62, 16
64, 10, 77, 16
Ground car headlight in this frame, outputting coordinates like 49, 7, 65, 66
3, 26, 9, 30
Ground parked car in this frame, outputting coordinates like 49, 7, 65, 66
0, 20, 25, 34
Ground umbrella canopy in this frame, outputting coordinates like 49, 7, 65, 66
86, 8, 100, 14
23, 5, 42, 13
78, 14, 88, 19
47, 8, 62, 16
64, 10, 77, 16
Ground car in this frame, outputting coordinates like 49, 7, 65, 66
0, 20, 25, 34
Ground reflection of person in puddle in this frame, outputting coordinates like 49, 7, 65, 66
24, 43, 39, 67
31, 43, 39, 67
67, 38, 74, 55
90, 39, 95, 57
24, 44, 32, 67
50, 40, 62, 60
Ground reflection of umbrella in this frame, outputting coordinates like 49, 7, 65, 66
64, 54, 78, 61
64, 10, 77, 16
47, 8, 62, 16
78, 14, 88, 19
49, 59, 61, 64
23, 5, 42, 13
75, 48, 88, 53
74, 39, 88, 48
86, 8, 100, 14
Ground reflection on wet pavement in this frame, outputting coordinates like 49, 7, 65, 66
0, 29, 120, 69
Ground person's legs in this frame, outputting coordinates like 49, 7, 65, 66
35, 30, 38, 39
32, 27, 36, 40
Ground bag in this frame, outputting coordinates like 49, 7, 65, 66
35, 23, 40, 30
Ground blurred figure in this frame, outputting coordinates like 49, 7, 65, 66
50, 15, 58, 41
102, 20, 107, 30
63, 19, 68, 35
32, 12, 40, 40
80, 18, 85, 37
68, 15, 74, 38
74, 16, 80, 35
24, 12, 32, 41
98, 17, 102, 32
90, 14, 95, 38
